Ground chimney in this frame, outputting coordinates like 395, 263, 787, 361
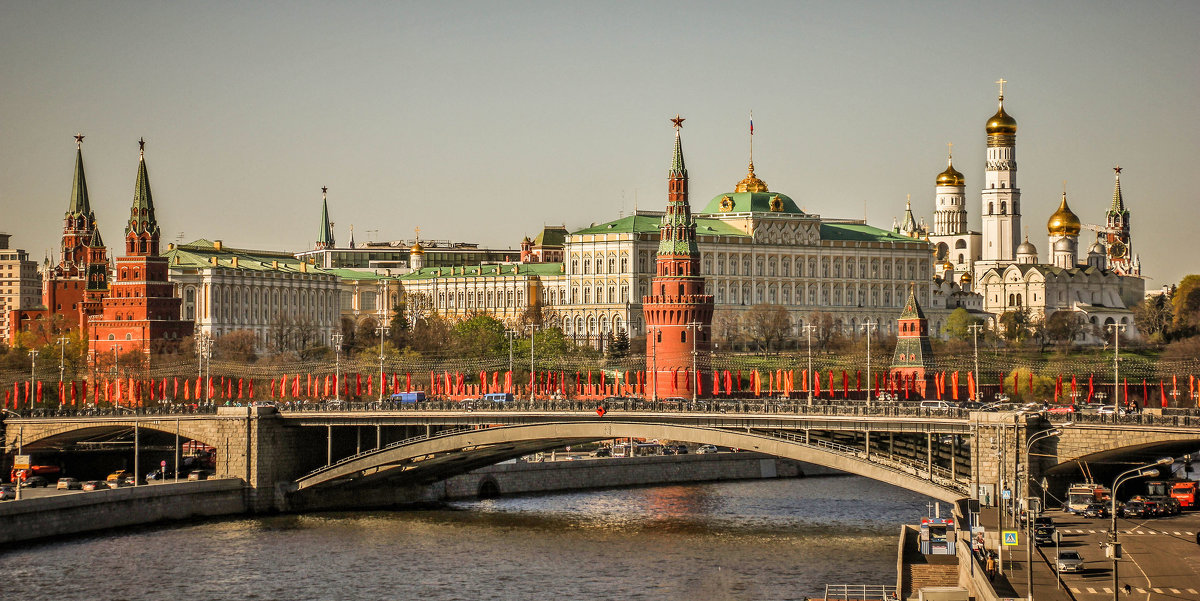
231, 256, 239, 268
213, 240, 223, 250
272, 260, 279, 269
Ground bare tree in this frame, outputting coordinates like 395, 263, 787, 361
745, 304, 791, 352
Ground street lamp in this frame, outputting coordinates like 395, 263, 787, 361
376, 285, 391, 403
1106, 323, 1126, 408
687, 321, 701, 402
56, 336, 70, 388
1023, 427, 1062, 601
331, 332, 343, 402
527, 324, 539, 401
862, 321, 876, 406
802, 324, 816, 405
968, 323, 983, 401
505, 328, 518, 374
29, 349, 39, 407
1109, 457, 1173, 601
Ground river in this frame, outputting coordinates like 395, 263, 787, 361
1, 476, 935, 600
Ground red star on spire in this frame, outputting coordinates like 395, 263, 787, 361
670, 115, 685, 129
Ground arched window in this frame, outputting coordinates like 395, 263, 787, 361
1000, 201, 1007, 214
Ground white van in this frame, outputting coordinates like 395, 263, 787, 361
920, 400, 953, 410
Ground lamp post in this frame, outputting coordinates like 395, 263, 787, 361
56, 336, 70, 388
687, 321, 701, 402
29, 349, 40, 408
1110, 457, 1173, 601
802, 324, 816, 405
331, 332, 343, 402
376, 283, 391, 403
527, 324, 539, 401
1107, 323, 1126, 408
862, 320, 876, 405
1023, 427, 1062, 601
968, 323, 983, 401
505, 328, 517, 374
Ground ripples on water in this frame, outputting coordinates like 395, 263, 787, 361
1, 476, 934, 601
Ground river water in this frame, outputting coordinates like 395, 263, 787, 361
2, 476, 935, 601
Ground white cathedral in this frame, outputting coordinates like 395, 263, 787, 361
901, 82, 1145, 342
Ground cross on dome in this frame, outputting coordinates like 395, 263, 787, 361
996, 78, 1007, 100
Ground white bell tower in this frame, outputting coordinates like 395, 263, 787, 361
979, 79, 1022, 271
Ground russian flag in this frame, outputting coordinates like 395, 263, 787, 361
750, 110, 754, 135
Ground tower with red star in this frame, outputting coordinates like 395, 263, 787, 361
642, 117, 714, 399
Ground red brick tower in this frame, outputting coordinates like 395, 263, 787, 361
890, 286, 934, 383
642, 117, 714, 399
90, 139, 193, 359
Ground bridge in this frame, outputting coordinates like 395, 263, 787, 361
5, 403, 1200, 512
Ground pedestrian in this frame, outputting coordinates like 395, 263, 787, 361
985, 552, 996, 581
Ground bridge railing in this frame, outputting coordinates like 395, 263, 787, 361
299, 425, 478, 480
767, 430, 969, 495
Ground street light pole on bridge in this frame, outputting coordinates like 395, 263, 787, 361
332, 332, 343, 402
968, 323, 983, 400
862, 321, 876, 406
802, 324, 816, 406
1107, 323, 1126, 408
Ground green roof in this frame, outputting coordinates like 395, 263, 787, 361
532, 226, 568, 247
126, 151, 159, 238
68, 146, 90, 217
820, 222, 925, 243
698, 191, 804, 215
572, 214, 747, 237
321, 268, 397, 281
164, 239, 318, 273
398, 262, 564, 281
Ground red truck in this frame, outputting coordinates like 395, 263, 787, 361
11, 465, 62, 483
1170, 480, 1199, 509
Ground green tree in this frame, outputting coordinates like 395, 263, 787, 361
609, 328, 630, 358
1171, 275, 1200, 338
1045, 310, 1086, 347
998, 308, 1031, 343
943, 308, 983, 340
452, 313, 507, 357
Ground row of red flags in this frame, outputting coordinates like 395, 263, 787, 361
3, 371, 1197, 408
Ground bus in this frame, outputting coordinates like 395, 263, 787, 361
1065, 483, 1109, 514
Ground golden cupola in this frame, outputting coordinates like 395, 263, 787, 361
1047, 193, 1081, 237
986, 98, 1018, 136
734, 162, 769, 193
936, 155, 965, 186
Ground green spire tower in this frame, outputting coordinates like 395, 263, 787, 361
125, 138, 161, 256
316, 186, 336, 249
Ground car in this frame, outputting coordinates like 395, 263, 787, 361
1083, 503, 1109, 519
1033, 516, 1054, 528
589, 447, 612, 458
1096, 405, 1119, 415
696, 445, 719, 454
1034, 526, 1056, 546
0, 485, 15, 500
122, 475, 138, 487
1057, 551, 1084, 573
23, 475, 49, 488
106, 470, 128, 483
674, 444, 689, 454
920, 400, 953, 410
1122, 501, 1145, 518
145, 469, 178, 482
1142, 500, 1162, 517
187, 470, 210, 481
81, 480, 105, 491
56, 477, 82, 490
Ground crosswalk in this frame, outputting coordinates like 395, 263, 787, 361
1071, 586, 1199, 595
1057, 528, 1195, 536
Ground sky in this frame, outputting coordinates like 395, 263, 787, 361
1, 1, 1197, 288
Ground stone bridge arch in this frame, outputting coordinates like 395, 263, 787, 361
1048, 425, 1200, 480
13, 418, 224, 452
294, 421, 964, 502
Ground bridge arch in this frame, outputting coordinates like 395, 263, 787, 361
294, 421, 964, 502
16, 420, 224, 452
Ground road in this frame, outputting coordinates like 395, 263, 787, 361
1051, 510, 1200, 599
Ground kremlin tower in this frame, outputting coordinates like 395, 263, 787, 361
90, 139, 193, 358
316, 186, 335, 250
642, 116, 713, 399
1104, 166, 1139, 276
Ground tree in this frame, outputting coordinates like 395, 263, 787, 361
214, 330, 258, 363
745, 304, 791, 352
1171, 275, 1200, 338
1045, 310, 1086, 347
808, 311, 840, 352
712, 307, 741, 349
1133, 293, 1173, 343
998, 308, 1032, 343
452, 313, 507, 357
608, 328, 630, 358
943, 308, 983, 341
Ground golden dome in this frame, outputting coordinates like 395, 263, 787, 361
734, 162, 769, 193
941, 260, 954, 270
410, 241, 425, 255
936, 163, 964, 186
1047, 194, 1081, 236
986, 101, 1017, 136
959, 271, 973, 284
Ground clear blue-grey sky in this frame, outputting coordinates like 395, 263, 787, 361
1, 1, 1196, 287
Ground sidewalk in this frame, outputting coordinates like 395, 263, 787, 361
977, 506, 1075, 601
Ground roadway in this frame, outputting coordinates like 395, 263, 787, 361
1052, 510, 1200, 600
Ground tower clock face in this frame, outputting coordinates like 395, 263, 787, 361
1108, 241, 1127, 258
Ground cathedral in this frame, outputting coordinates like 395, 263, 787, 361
911, 82, 1145, 341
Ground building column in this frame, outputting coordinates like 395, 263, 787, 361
927, 432, 934, 481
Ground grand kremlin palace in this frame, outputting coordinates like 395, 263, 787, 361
397, 161, 937, 345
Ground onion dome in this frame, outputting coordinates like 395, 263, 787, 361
936, 156, 965, 187
1088, 240, 1106, 255
1047, 193, 1081, 236
941, 260, 954, 270
734, 162, 769, 193
986, 99, 1017, 135
1017, 237, 1037, 256
410, 241, 424, 255
959, 271, 973, 284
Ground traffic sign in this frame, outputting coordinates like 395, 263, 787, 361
1002, 530, 1019, 546
161, 460, 167, 467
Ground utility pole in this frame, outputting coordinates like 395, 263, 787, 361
29, 349, 39, 407
862, 321, 876, 405
376, 280, 391, 403
56, 336, 70, 387
527, 324, 538, 401
1107, 323, 1126, 408
332, 332, 344, 402
505, 328, 517, 374
802, 324, 817, 405
968, 323, 983, 401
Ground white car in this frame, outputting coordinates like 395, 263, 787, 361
696, 445, 719, 454
1057, 551, 1084, 573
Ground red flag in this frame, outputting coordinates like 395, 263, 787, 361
736, 370, 742, 392
408, 373, 413, 393
1028, 372, 1033, 395
596, 406, 606, 417
814, 373, 821, 397
238, 378, 244, 399
1161, 381, 1167, 408
248, 378, 254, 399
999, 373, 1004, 395
1087, 374, 1094, 403
842, 370, 849, 398
1123, 378, 1129, 407
967, 371, 976, 400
